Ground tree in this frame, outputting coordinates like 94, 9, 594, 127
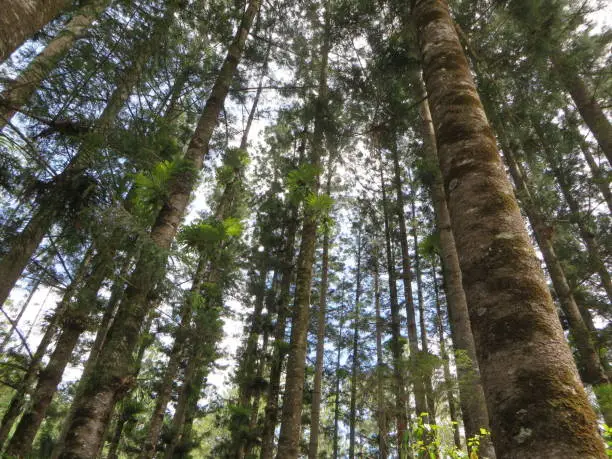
411, 0, 605, 455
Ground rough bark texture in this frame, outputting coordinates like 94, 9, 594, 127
308, 173, 332, 459
551, 53, 612, 166
57, 2, 260, 457
415, 77, 494, 458
275, 10, 330, 457
0, 0, 72, 63
0, 0, 110, 130
412, 1, 605, 456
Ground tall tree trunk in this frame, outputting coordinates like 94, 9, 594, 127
57, 2, 260, 456
412, 1, 604, 456
0, 249, 92, 449
349, 228, 363, 459
259, 204, 299, 459
432, 264, 461, 449
139, 258, 207, 459
332, 288, 345, 459
50, 253, 132, 459
0, 0, 72, 64
410, 187, 437, 422
0, 0, 111, 130
373, 254, 389, 459
308, 169, 332, 459
390, 143, 428, 420
415, 74, 494, 459
551, 52, 612, 166
275, 9, 330, 457
4, 236, 127, 457
378, 159, 409, 456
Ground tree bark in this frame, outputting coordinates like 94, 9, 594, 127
275, 9, 330, 457
0, 0, 72, 64
0, 0, 111, 131
412, 1, 604, 456
332, 287, 345, 459
57, 2, 260, 457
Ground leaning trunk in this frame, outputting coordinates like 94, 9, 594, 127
0, 0, 111, 130
57, 2, 260, 456
412, 1, 604, 456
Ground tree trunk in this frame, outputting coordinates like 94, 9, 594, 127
412, 1, 604, 456
332, 289, 345, 459
390, 143, 428, 420
259, 204, 299, 459
551, 52, 612, 166
57, 2, 260, 456
0, 0, 111, 130
410, 188, 437, 422
0, 0, 72, 64
415, 74, 495, 459
0, 249, 89, 449
139, 258, 206, 459
349, 228, 362, 459
308, 169, 332, 459
432, 265, 461, 449
378, 159, 409, 456
275, 9, 330, 457
373, 255, 389, 459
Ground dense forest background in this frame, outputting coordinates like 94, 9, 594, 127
0, 0, 610, 457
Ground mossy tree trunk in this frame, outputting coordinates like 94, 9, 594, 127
57, 2, 260, 456
412, 0, 605, 456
